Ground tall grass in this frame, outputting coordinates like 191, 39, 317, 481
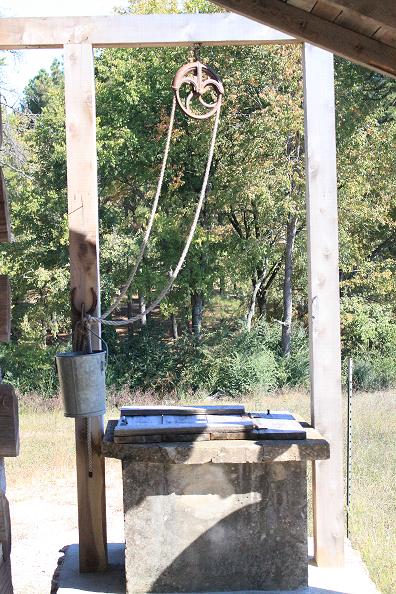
6, 389, 396, 594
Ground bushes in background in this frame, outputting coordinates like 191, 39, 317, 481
0, 298, 395, 397
341, 297, 396, 390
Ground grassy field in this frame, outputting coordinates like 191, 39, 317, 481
5, 389, 396, 594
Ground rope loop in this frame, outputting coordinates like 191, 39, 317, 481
88, 63, 223, 328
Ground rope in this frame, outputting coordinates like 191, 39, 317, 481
101, 96, 177, 320
89, 96, 222, 327
87, 417, 93, 478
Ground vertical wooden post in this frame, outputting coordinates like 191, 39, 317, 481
303, 43, 344, 567
64, 43, 107, 572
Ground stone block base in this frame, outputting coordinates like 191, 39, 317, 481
122, 461, 307, 593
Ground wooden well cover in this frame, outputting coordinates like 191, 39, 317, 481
0, 383, 19, 457
114, 405, 306, 443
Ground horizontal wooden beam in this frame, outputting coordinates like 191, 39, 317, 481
0, 13, 297, 50
213, 0, 396, 78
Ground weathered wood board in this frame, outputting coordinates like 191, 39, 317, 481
0, 169, 10, 243
0, 556, 13, 594
0, 276, 11, 343
250, 411, 307, 439
114, 409, 306, 442
121, 404, 246, 416
64, 43, 107, 573
0, 492, 11, 559
0, 384, 19, 457
0, 101, 3, 149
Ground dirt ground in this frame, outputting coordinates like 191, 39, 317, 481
5, 391, 395, 594
8, 458, 124, 594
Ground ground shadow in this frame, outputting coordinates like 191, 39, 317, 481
55, 543, 125, 593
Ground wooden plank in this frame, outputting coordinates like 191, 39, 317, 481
250, 412, 306, 439
303, 43, 344, 567
0, 493, 11, 559
0, 101, 3, 148
0, 13, 296, 50
213, 0, 396, 78
0, 557, 13, 594
323, 0, 396, 30
334, 9, 383, 38
114, 411, 308, 441
311, 0, 342, 22
64, 43, 101, 329
0, 384, 19, 458
0, 277, 10, 343
206, 414, 253, 431
372, 26, 396, 48
120, 404, 246, 416
0, 170, 11, 243
64, 43, 107, 573
287, 0, 317, 10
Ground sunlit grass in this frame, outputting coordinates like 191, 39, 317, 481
6, 389, 395, 594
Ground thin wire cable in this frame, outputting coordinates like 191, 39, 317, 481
101, 95, 177, 320
90, 96, 222, 327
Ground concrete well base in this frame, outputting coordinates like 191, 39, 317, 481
123, 461, 307, 593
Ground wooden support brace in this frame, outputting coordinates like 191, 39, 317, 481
0, 277, 11, 344
0, 170, 11, 243
0, 459, 12, 594
0, 384, 19, 458
64, 42, 107, 573
303, 43, 344, 567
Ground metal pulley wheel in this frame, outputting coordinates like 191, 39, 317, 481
172, 60, 224, 120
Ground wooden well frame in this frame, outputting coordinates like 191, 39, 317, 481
0, 11, 344, 572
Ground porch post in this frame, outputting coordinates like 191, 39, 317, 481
303, 42, 344, 567
64, 42, 107, 572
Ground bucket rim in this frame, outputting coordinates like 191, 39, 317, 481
55, 349, 106, 358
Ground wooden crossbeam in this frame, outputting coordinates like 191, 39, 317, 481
213, 0, 396, 78
0, 13, 296, 50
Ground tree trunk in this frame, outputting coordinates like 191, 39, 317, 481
138, 293, 147, 327
256, 287, 267, 319
191, 292, 204, 340
219, 275, 225, 296
171, 314, 178, 339
127, 293, 134, 334
246, 277, 263, 331
281, 215, 298, 356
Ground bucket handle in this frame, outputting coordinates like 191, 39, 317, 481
89, 327, 109, 369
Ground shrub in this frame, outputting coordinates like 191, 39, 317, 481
341, 297, 396, 356
0, 342, 60, 397
352, 355, 396, 391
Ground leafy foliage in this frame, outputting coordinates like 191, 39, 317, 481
0, 1, 395, 397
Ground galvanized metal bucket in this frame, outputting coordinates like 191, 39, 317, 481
56, 350, 107, 418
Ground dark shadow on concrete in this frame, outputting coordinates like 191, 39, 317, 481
120, 458, 308, 593
56, 543, 125, 593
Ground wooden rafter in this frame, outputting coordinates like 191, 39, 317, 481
324, 0, 396, 29
213, 0, 396, 78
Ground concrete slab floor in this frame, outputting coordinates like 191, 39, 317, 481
57, 540, 380, 594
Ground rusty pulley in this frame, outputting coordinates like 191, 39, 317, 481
172, 60, 224, 120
